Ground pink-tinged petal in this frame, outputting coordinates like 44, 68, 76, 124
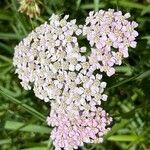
69, 130, 76, 137
107, 67, 115, 76
128, 35, 135, 41
89, 40, 94, 46
101, 117, 106, 122
63, 133, 68, 139
101, 110, 106, 116
132, 21, 138, 28
130, 41, 137, 48
98, 132, 104, 137
119, 43, 124, 49
73, 144, 78, 149
124, 32, 131, 38
124, 13, 131, 18
108, 32, 116, 42
101, 94, 108, 101
98, 125, 105, 131
122, 20, 129, 25
122, 50, 129, 58
83, 137, 90, 143
122, 26, 127, 32
95, 116, 100, 121
93, 120, 98, 127
58, 140, 65, 147
87, 120, 93, 126
55, 147, 61, 150
89, 11, 94, 16
105, 46, 111, 52
113, 41, 119, 48
90, 132, 97, 139
91, 19, 97, 25
96, 42, 103, 49
114, 11, 121, 17
107, 60, 114, 67
132, 30, 139, 37
101, 35, 108, 41
91, 106, 97, 111
116, 23, 122, 30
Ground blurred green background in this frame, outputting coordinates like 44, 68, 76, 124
0, 0, 150, 150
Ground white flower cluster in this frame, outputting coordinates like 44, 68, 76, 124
14, 14, 83, 102
13, 10, 138, 150
83, 9, 138, 76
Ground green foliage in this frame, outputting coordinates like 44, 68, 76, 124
0, 0, 150, 150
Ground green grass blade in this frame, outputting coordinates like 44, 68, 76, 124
111, 0, 146, 9
0, 55, 12, 63
106, 119, 129, 138
76, 0, 81, 10
0, 42, 13, 53
11, 0, 28, 35
108, 70, 150, 90
107, 135, 144, 142
0, 33, 21, 40
0, 139, 12, 145
21, 147, 47, 150
0, 87, 46, 122
115, 66, 133, 76
81, 3, 105, 9
94, 0, 99, 11
0, 10, 13, 21
108, 75, 139, 90
81, 1, 146, 10
0, 86, 18, 97
5, 121, 50, 134
136, 70, 150, 80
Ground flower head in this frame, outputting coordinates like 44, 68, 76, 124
83, 9, 138, 76
47, 99, 112, 150
13, 14, 83, 102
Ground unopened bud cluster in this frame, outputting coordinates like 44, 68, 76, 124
18, 0, 41, 18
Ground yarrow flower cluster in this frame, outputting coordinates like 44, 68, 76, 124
83, 9, 138, 76
47, 100, 112, 150
13, 9, 138, 150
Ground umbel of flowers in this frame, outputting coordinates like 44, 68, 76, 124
13, 9, 138, 150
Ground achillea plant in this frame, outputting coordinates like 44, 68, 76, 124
13, 10, 138, 150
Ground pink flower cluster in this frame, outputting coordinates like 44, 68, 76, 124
83, 9, 138, 76
13, 9, 138, 150
47, 99, 112, 150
